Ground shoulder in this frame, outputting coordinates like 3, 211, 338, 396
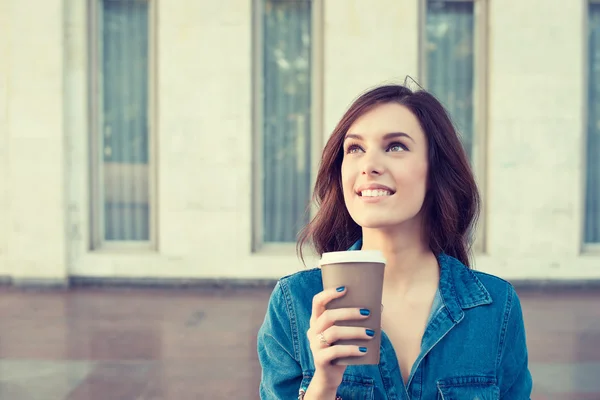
469, 269, 524, 323
442, 256, 527, 338
260, 268, 323, 337
471, 270, 518, 299
440, 253, 520, 312
277, 268, 324, 307
280, 267, 322, 284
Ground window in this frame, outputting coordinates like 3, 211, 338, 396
421, 0, 487, 251
90, 0, 156, 248
253, 0, 320, 248
586, 2, 600, 244
423, 0, 485, 162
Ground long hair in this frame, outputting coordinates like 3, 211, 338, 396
297, 84, 480, 267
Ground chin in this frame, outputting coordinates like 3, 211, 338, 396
351, 210, 422, 231
353, 217, 406, 230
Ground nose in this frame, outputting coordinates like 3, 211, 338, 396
361, 152, 384, 176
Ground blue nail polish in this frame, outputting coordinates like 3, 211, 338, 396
336, 286, 345, 292
360, 309, 370, 316
366, 329, 375, 337
359, 347, 368, 353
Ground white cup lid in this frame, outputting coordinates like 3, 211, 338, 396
319, 250, 386, 266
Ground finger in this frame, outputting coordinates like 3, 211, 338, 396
313, 307, 370, 334
321, 326, 375, 345
310, 286, 347, 325
310, 330, 331, 350
314, 345, 367, 366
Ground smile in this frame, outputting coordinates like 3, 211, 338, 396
359, 189, 392, 197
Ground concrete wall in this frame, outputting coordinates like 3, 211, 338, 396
0, 0, 9, 278
0, 0, 598, 283
479, 0, 596, 279
323, 0, 420, 136
0, 0, 67, 282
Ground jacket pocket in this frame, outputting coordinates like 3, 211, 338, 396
436, 375, 500, 400
300, 373, 374, 400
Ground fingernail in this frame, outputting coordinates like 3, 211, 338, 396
360, 309, 370, 316
359, 347, 368, 353
365, 329, 375, 337
336, 286, 345, 292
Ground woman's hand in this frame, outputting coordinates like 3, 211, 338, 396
304, 286, 374, 398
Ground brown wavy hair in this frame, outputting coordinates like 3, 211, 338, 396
297, 84, 480, 267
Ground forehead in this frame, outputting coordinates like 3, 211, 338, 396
347, 103, 424, 140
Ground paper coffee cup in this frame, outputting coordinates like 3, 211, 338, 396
319, 250, 386, 365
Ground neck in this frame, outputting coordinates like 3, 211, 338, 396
361, 224, 438, 295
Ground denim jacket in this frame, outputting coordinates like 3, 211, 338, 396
257, 252, 533, 399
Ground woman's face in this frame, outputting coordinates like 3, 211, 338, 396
341, 102, 429, 231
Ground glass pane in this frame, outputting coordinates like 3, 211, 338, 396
586, 3, 600, 243
100, 0, 150, 241
262, 0, 312, 243
426, 0, 475, 161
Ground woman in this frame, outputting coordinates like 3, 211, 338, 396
257, 84, 532, 399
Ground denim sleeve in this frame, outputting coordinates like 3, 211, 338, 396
497, 285, 533, 399
257, 281, 303, 400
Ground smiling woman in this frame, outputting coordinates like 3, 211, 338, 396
297, 85, 479, 267
258, 84, 532, 400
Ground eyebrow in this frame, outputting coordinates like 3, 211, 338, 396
344, 132, 415, 143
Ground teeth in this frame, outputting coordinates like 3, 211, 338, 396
361, 189, 391, 197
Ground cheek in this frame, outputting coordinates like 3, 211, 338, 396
397, 162, 428, 192
340, 162, 354, 195
415, 163, 428, 189
340, 161, 355, 187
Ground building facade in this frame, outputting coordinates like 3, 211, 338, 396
0, 0, 599, 284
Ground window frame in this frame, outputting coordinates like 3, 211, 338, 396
251, 0, 324, 253
419, 0, 489, 254
88, 0, 158, 251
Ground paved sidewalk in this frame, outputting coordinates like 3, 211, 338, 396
0, 285, 597, 399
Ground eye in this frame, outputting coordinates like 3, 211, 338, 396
345, 143, 364, 154
387, 141, 408, 152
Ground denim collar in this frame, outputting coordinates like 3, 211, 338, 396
348, 239, 492, 322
